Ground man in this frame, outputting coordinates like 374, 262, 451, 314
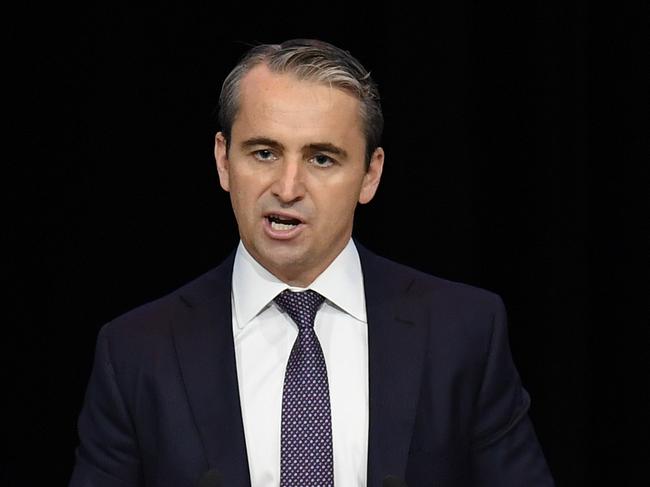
70, 39, 554, 486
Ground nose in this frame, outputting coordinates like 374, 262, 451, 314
271, 158, 305, 204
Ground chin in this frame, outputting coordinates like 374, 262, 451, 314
251, 241, 306, 268
265, 249, 308, 270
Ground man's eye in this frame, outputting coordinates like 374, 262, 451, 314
253, 150, 276, 161
311, 154, 334, 167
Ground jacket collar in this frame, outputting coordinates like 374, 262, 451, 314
171, 252, 252, 487
357, 242, 428, 486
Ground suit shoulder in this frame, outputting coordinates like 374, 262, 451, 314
100, 256, 233, 342
360, 245, 505, 313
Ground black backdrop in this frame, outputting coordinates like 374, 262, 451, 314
7, 1, 647, 485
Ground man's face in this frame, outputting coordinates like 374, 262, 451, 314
215, 64, 384, 286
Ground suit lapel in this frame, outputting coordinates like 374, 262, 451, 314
171, 254, 251, 486
359, 244, 429, 487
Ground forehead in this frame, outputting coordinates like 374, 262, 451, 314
232, 64, 365, 146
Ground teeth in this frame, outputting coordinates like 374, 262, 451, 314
271, 221, 297, 231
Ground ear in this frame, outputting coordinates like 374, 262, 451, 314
214, 132, 230, 192
358, 147, 384, 204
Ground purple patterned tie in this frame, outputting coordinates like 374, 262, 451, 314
274, 289, 334, 487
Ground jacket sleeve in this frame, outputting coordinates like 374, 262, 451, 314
69, 325, 142, 487
470, 296, 555, 486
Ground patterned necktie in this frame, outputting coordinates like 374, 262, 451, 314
274, 289, 334, 487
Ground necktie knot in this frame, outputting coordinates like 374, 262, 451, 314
274, 289, 325, 331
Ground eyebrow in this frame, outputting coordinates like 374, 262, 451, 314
239, 137, 349, 160
305, 143, 348, 160
240, 137, 285, 152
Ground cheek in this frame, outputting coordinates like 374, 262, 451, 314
229, 191, 256, 229
229, 174, 264, 217
317, 183, 362, 222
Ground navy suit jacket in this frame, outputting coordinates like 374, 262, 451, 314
70, 244, 554, 486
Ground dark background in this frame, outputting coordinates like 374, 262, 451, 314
7, 1, 647, 485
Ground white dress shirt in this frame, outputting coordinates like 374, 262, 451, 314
231, 239, 369, 487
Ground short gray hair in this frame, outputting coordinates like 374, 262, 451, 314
218, 39, 383, 168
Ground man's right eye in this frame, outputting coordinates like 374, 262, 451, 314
253, 149, 276, 161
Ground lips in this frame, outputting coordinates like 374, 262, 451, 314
267, 214, 302, 230
263, 212, 305, 239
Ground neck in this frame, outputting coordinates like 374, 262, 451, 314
266, 260, 330, 288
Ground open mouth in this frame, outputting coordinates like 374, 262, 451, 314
266, 214, 303, 231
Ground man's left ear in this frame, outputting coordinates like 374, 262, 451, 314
359, 147, 384, 204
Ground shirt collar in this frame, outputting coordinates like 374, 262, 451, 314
231, 239, 367, 329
